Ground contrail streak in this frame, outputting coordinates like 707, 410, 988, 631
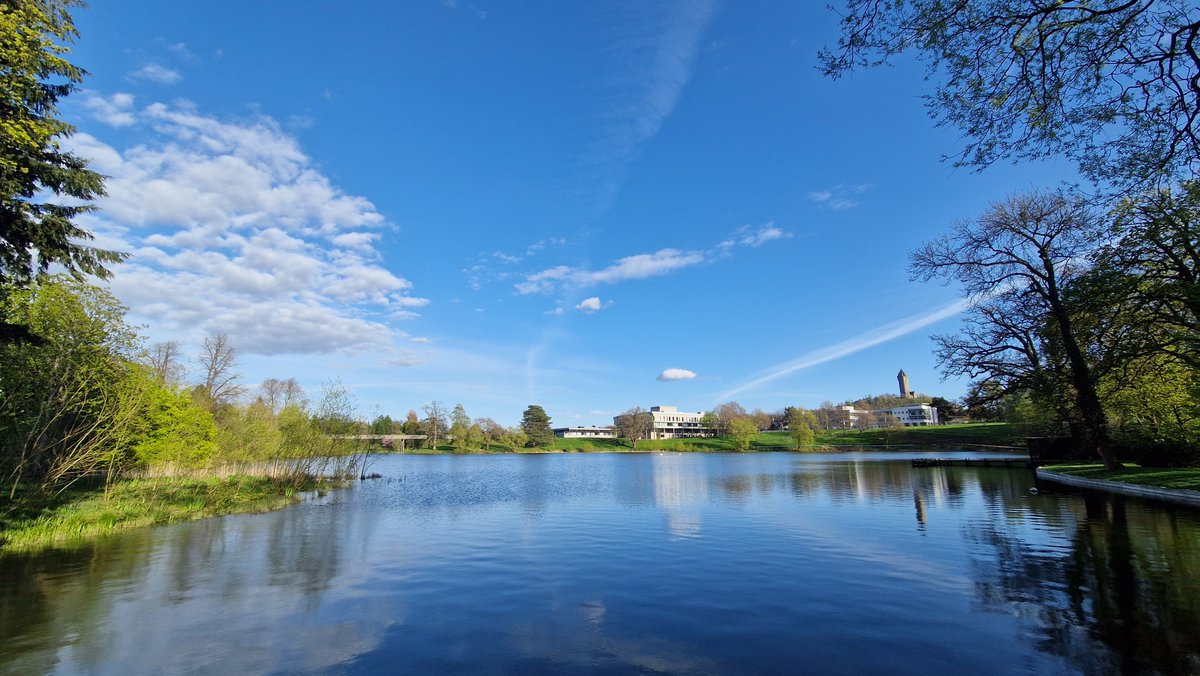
714, 299, 970, 403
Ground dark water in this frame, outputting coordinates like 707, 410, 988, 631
2, 452, 1199, 675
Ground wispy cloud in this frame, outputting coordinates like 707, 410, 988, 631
658, 368, 696, 382
129, 63, 182, 85
808, 183, 871, 210
516, 248, 706, 295
714, 299, 970, 402
718, 222, 790, 249
516, 220, 790, 296
577, 0, 719, 214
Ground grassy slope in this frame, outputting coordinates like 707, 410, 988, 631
542, 423, 1025, 452
0, 476, 322, 554
1041, 464, 1200, 492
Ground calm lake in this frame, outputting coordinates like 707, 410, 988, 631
2, 452, 1198, 674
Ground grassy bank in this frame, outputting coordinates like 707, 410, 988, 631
1, 475, 325, 555
542, 423, 1026, 453
1042, 464, 1200, 492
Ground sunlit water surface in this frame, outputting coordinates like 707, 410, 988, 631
2, 452, 1199, 675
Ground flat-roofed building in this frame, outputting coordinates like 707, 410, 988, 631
553, 425, 616, 439
612, 405, 714, 439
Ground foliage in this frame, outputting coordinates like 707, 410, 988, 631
0, 0, 124, 289
787, 408, 818, 449
821, 1, 1200, 192
727, 417, 758, 451
1099, 182, 1200, 369
0, 277, 146, 494
129, 381, 217, 468
449, 403, 472, 452
929, 396, 962, 421
520, 404, 553, 447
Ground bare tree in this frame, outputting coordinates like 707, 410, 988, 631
475, 417, 504, 451
198, 334, 244, 408
614, 406, 654, 449
147, 340, 187, 387
422, 400, 448, 449
713, 401, 748, 431
911, 191, 1120, 468
260, 377, 307, 412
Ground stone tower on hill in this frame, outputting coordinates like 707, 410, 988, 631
897, 369, 912, 398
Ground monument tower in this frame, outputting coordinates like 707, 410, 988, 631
897, 369, 911, 398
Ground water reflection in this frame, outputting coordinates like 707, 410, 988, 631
652, 453, 707, 539
1, 453, 1197, 674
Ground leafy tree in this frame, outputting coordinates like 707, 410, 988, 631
0, 0, 125, 291
401, 409, 422, 435
0, 276, 145, 493
929, 396, 962, 422
449, 403, 472, 452
700, 412, 718, 432
787, 408, 818, 449
129, 381, 218, 469
369, 415, 395, 436
500, 426, 528, 450
1098, 182, 1200, 368
520, 404, 553, 447
727, 417, 757, 451
614, 406, 654, 449
820, 1, 1200, 192
912, 191, 1120, 468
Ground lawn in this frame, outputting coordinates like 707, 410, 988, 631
1041, 464, 1200, 492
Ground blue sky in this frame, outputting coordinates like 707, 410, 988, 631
63, 1, 1075, 426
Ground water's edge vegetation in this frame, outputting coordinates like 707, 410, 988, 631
0, 475, 335, 554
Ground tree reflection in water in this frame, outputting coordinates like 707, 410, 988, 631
968, 482, 1200, 674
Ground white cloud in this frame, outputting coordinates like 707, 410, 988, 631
575, 297, 605, 313
67, 99, 425, 356
546, 307, 565, 316
129, 63, 182, 85
516, 248, 706, 295
657, 368, 697, 382
410, 336, 431, 343
82, 91, 136, 127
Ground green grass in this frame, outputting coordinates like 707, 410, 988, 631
1041, 464, 1200, 492
0, 475, 326, 555
392, 423, 1027, 454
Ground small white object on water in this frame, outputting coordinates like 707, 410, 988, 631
1029, 487, 1039, 495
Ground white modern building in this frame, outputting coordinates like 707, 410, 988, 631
836, 403, 939, 428
613, 405, 714, 440
553, 425, 616, 439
